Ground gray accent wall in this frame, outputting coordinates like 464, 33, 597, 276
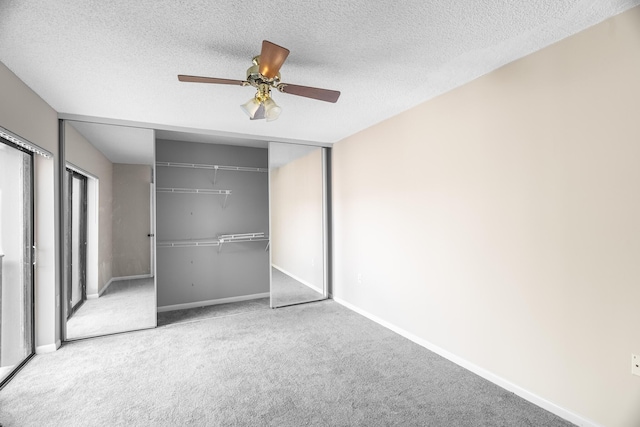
155, 140, 269, 308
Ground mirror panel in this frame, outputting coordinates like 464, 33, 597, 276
269, 142, 327, 307
63, 121, 156, 340
66, 170, 87, 319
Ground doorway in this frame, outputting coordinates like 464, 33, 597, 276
65, 169, 88, 320
0, 137, 34, 388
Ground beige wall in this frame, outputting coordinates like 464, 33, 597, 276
0, 62, 60, 351
65, 123, 113, 294
112, 164, 151, 278
271, 149, 324, 290
332, 7, 640, 427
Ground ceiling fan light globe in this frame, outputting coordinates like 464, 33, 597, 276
240, 97, 261, 118
263, 98, 282, 121
266, 106, 282, 121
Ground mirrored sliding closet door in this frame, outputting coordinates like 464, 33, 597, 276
62, 120, 157, 340
269, 142, 328, 308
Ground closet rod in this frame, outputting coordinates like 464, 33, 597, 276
157, 240, 221, 248
218, 232, 265, 240
156, 187, 231, 208
156, 188, 231, 195
156, 162, 267, 173
158, 236, 269, 251
217, 235, 270, 253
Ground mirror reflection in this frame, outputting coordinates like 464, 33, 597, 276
63, 121, 156, 340
269, 142, 327, 307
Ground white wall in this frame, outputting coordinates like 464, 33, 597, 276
0, 61, 59, 352
332, 7, 640, 427
112, 164, 151, 278
65, 123, 113, 294
270, 148, 324, 290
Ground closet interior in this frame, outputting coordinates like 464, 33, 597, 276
155, 139, 271, 312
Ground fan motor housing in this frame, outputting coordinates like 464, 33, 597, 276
246, 60, 280, 88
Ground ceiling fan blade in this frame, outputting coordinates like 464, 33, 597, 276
278, 83, 341, 103
178, 75, 246, 85
259, 40, 290, 79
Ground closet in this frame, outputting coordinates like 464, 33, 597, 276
155, 140, 270, 310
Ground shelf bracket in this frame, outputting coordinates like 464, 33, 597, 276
222, 190, 230, 209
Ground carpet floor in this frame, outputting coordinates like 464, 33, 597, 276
0, 300, 573, 426
157, 297, 270, 326
66, 277, 156, 340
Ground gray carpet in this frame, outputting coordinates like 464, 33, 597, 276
157, 297, 270, 326
66, 277, 156, 339
0, 300, 572, 426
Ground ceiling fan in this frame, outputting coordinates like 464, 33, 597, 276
178, 40, 341, 122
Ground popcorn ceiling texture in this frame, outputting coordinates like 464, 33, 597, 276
1, 0, 638, 143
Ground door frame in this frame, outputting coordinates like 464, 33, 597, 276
65, 168, 88, 320
0, 136, 35, 390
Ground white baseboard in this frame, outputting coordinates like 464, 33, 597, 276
332, 296, 601, 427
113, 274, 153, 281
157, 292, 269, 313
95, 278, 114, 298
89, 274, 153, 299
36, 340, 61, 354
273, 264, 323, 294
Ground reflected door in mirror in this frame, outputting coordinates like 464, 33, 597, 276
65, 169, 87, 320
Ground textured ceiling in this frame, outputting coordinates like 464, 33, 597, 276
1, 0, 639, 146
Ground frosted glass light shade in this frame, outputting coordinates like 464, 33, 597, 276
263, 98, 282, 122
240, 98, 261, 118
